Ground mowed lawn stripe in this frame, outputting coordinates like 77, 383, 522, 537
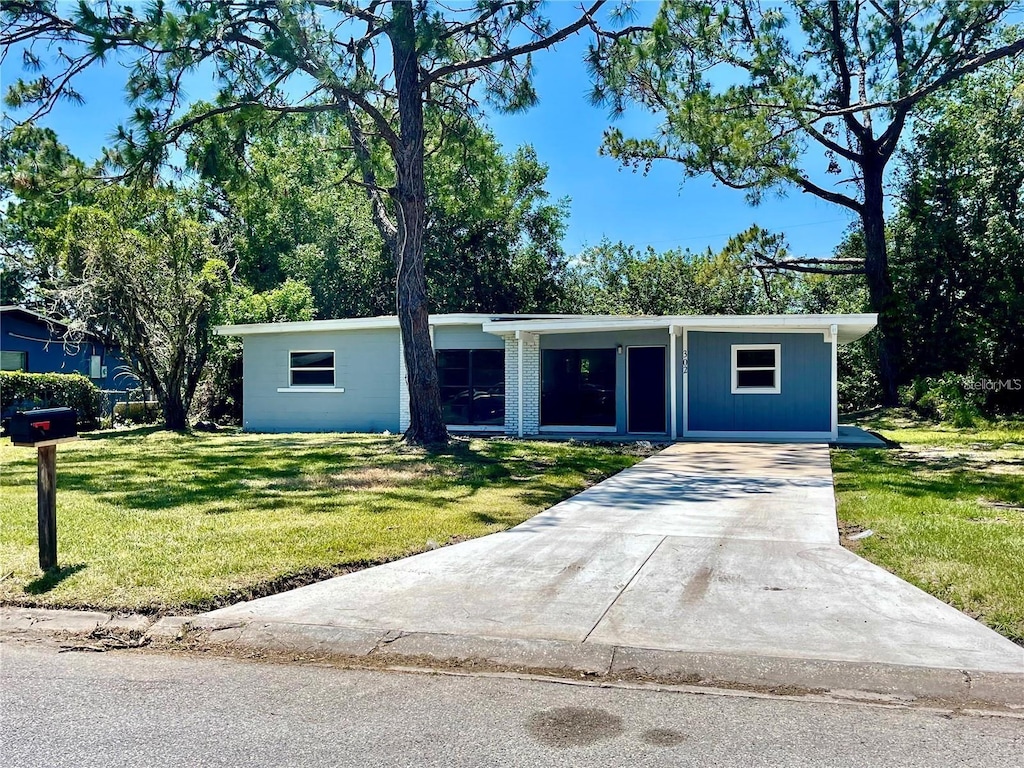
0, 429, 649, 614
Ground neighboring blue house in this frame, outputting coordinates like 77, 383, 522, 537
1, 305, 134, 391
217, 313, 877, 442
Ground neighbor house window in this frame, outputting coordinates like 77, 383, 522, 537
731, 344, 781, 394
289, 351, 335, 387
541, 349, 616, 427
436, 349, 505, 426
1, 350, 27, 372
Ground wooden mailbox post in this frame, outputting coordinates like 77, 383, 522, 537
9, 408, 80, 571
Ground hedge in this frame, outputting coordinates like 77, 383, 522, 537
0, 371, 103, 430
113, 401, 160, 426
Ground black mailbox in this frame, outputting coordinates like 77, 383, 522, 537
9, 407, 78, 445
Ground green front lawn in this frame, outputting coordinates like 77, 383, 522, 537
833, 412, 1024, 644
0, 430, 648, 614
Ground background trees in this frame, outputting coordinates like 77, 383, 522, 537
5, 3, 1023, 428
890, 60, 1024, 414
3, 0, 604, 445
591, 0, 1024, 404
46, 190, 230, 430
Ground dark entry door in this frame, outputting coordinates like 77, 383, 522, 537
627, 346, 667, 433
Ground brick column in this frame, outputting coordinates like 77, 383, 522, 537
398, 332, 410, 433
520, 333, 540, 435
502, 334, 518, 435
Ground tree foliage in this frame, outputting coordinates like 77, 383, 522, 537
196, 278, 317, 424
0, 124, 94, 305
3, 0, 604, 446
43, 190, 230, 430
891, 60, 1024, 413
590, 1, 1024, 404
185, 109, 570, 320
563, 226, 840, 316
424, 139, 569, 314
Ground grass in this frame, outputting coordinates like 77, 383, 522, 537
833, 409, 1024, 644
0, 429, 649, 614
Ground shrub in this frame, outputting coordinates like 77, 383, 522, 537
112, 401, 160, 426
0, 371, 103, 430
900, 373, 984, 427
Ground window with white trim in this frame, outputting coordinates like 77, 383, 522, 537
731, 344, 780, 394
289, 351, 335, 387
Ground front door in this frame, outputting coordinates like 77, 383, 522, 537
627, 346, 667, 433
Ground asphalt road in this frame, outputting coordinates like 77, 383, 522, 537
1, 641, 1021, 768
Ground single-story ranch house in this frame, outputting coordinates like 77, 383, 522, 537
217, 313, 876, 441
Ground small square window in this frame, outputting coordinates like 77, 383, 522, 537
731, 344, 780, 395
289, 350, 335, 387
1, 351, 27, 371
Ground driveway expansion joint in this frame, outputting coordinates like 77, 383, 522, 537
582, 535, 667, 645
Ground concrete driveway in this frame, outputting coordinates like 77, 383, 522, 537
205, 442, 1024, 686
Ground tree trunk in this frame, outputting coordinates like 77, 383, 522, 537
391, 1, 448, 447
861, 162, 904, 406
162, 394, 188, 431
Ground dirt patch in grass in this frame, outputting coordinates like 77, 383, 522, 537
837, 520, 870, 550
268, 463, 455, 492
894, 445, 1024, 475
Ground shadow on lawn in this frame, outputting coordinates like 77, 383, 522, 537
834, 449, 1024, 505
21, 432, 642, 516
25, 563, 87, 595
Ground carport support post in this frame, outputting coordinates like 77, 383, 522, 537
830, 324, 839, 441
669, 325, 678, 440
37, 444, 57, 570
516, 330, 524, 438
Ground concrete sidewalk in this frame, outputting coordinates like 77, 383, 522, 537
191, 442, 1023, 706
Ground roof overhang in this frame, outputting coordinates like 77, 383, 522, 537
481, 314, 878, 345
214, 313, 578, 337
1, 305, 68, 328
216, 312, 878, 345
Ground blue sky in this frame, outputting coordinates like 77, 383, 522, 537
5, 2, 857, 259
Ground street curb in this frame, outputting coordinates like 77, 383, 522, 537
181, 615, 1024, 710
0, 607, 143, 636
4, 607, 1022, 710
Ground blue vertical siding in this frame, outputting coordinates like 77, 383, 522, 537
686, 331, 831, 433
1, 312, 132, 390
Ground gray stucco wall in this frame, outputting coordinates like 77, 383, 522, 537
686, 331, 831, 433
539, 329, 674, 434
242, 328, 401, 432
433, 325, 505, 350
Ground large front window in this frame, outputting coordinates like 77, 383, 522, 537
541, 349, 616, 427
436, 349, 505, 426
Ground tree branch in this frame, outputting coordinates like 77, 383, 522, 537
421, 1, 604, 88
791, 173, 864, 213
751, 252, 866, 275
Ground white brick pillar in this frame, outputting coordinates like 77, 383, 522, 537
502, 334, 518, 435
520, 332, 540, 435
398, 332, 410, 433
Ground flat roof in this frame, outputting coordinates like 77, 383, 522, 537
481, 314, 878, 344
216, 312, 877, 344
214, 313, 574, 336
